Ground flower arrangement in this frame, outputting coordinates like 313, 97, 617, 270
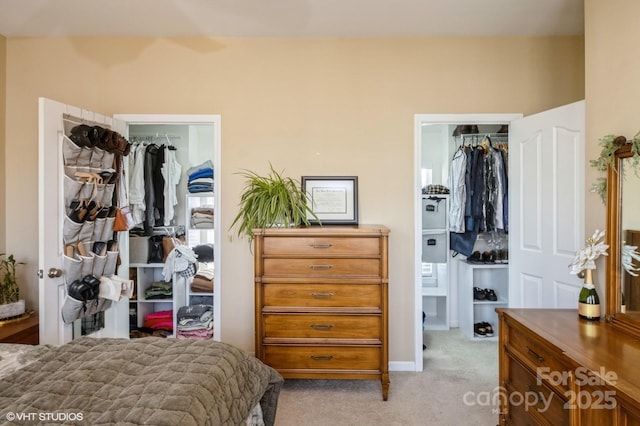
569, 230, 609, 275
622, 243, 640, 276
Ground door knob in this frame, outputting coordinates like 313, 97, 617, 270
47, 268, 63, 278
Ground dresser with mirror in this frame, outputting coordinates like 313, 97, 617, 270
496, 141, 640, 425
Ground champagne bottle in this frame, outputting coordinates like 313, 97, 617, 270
578, 269, 601, 321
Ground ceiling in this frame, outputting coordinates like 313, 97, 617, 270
0, 0, 584, 38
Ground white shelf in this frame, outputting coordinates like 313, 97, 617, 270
421, 195, 450, 335
130, 262, 165, 268
422, 287, 447, 297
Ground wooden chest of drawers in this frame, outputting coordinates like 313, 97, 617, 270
497, 309, 640, 426
254, 225, 390, 400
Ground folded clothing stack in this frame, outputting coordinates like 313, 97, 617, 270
143, 309, 173, 332
176, 304, 213, 340
187, 160, 214, 193
190, 206, 214, 229
191, 263, 214, 293
144, 280, 172, 299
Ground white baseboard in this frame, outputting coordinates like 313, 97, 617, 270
389, 361, 416, 372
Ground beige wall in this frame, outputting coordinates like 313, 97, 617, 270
0, 35, 5, 254
4, 36, 584, 360
584, 0, 640, 294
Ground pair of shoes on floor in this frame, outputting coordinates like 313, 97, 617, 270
474, 322, 494, 337
467, 250, 497, 263
473, 287, 497, 301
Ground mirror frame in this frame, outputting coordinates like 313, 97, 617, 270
606, 143, 640, 338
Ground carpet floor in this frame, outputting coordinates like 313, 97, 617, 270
274, 328, 499, 426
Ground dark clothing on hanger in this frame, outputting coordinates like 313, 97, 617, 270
144, 144, 162, 235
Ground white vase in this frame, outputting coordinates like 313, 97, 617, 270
0, 299, 26, 320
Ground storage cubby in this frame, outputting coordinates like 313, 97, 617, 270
458, 260, 508, 340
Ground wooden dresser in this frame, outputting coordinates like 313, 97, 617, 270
0, 313, 39, 345
497, 309, 640, 425
254, 225, 390, 400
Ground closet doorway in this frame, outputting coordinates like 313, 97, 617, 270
413, 103, 586, 372
413, 114, 520, 372
38, 100, 220, 345
115, 115, 221, 341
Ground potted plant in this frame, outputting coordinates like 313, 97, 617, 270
230, 163, 320, 242
0, 253, 25, 320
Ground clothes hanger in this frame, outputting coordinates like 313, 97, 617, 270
481, 135, 492, 151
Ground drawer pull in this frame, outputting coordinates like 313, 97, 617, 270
526, 346, 545, 363
310, 324, 334, 331
309, 264, 333, 270
310, 355, 334, 361
310, 243, 333, 249
310, 292, 335, 299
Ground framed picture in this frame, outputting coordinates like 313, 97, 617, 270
301, 176, 358, 224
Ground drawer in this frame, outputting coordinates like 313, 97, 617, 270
506, 321, 571, 395
263, 314, 381, 339
263, 283, 381, 308
262, 236, 380, 256
263, 258, 380, 276
505, 391, 546, 426
507, 356, 569, 425
263, 345, 381, 370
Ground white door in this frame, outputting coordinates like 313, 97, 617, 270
509, 100, 585, 308
38, 98, 129, 345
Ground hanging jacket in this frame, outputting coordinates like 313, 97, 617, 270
448, 147, 467, 233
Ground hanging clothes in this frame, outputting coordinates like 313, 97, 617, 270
161, 145, 181, 226
448, 147, 467, 233
129, 142, 147, 227
482, 138, 507, 232
449, 134, 509, 257
450, 145, 484, 256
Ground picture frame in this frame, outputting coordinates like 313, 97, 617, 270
301, 176, 358, 224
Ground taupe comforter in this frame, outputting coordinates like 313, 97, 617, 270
0, 337, 283, 425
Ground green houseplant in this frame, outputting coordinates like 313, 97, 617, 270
591, 133, 640, 203
0, 253, 25, 319
230, 164, 320, 242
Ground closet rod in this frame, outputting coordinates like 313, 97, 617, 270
130, 133, 181, 139
459, 133, 508, 139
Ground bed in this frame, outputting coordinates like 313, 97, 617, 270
0, 337, 283, 425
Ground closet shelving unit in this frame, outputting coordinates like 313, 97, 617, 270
458, 260, 508, 341
184, 192, 215, 307
128, 261, 185, 338
421, 194, 450, 330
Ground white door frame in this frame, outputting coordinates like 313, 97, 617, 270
413, 113, 522, 371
